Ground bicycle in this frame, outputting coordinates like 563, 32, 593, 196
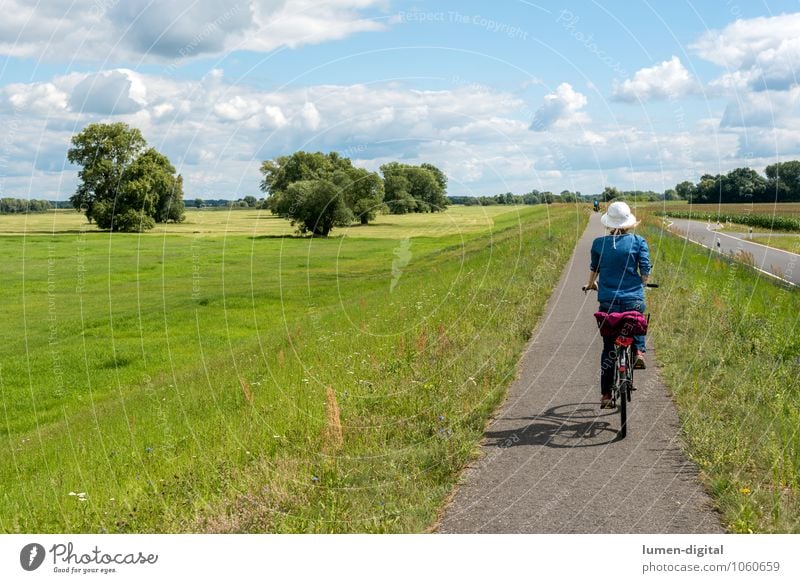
582, 283, 658, 438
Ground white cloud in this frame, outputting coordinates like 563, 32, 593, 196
719, 86, 800, 128
612, 56, 699, 102
300, 102, 321, 130
530, 83, 589, 131
0, 0, 388, 62
692, 13, 800, 91
69, 70, 147, 115
2, 82, 68, 114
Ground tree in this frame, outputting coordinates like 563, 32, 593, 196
721, 167, 766, 203
281, 179, 353, 236
260, 151, 351, 197
601, 186, 620, 202
380, 162, 448, 213
421, 163, 447, 192
765, 161, 800, 202
560, 190, 578, 203
67, 122, 146, 223
242, 195, 258, 207
67, 124, 183, 231
335, 167, 385, 225
383, 172, 417, 213
694, 174, 719, 203
675, 180, 696, 201
260, 151, 385, 234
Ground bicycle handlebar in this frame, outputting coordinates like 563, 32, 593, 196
582, 282, 659, 292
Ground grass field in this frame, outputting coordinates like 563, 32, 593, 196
0, 205, 530, 238
749, 235, 800, 254
642, 218, 800, 532
0, 204, 585, 532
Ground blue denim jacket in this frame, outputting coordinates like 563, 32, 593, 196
590, 233, 651, 304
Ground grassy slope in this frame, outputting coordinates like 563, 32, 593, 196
748, 235, 800, 255
1, 205, 585, 532
642, 221, 800, 532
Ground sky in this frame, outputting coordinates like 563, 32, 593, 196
2, 0, 800, 200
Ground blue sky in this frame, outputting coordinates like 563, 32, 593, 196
2, 0, 800, 200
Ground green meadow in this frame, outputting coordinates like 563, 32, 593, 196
642, 219, 800, 532
0, 204, 584, 532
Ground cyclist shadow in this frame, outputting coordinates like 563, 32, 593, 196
485, 402, 622, 448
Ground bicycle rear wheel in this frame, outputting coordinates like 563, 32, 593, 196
619, 380, 628, 438
617, 347, 632, 438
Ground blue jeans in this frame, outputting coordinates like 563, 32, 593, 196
598, 299, 646, 395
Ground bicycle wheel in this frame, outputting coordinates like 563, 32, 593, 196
618, 347, 631, 438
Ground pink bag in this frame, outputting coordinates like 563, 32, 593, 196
593, 310, 648, 337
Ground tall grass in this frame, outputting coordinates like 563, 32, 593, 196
0, 205, 585, 532
642, 220, 800, 532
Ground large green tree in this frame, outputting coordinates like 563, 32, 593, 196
260, 151, 384, 234
67, 122, 146, 223
380, 162, 448, 213
67, 123, 184, 231
281, 179, 354, 236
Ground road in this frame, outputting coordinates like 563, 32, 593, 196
666, 218, 800, 286
437, 214, 723, 533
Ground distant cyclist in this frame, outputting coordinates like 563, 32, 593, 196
593, 198, 600, 212
583, 201, 651, 408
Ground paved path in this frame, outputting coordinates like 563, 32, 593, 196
667, 218, 800, 286
438, 214, 723, 533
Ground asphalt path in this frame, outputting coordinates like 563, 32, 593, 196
666, 218, 800, 286
437, 214, 723, 533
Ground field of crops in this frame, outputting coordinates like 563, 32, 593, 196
655, 201, 800, 217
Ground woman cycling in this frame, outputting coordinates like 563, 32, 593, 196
583, 201, 651, 409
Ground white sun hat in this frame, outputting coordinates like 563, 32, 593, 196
601, 201, 639, 229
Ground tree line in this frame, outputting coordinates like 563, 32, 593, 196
0, 198, 53, 214
65, 123, 448, 235
671, 162, 800, 204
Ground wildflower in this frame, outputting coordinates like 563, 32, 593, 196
145, 447, 154, 453
311, 476, 319, 483
740, 487, 752, 496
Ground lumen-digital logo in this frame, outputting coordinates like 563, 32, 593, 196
20, 543, 46, 571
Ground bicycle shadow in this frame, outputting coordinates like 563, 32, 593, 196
485, 402, 622, 448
